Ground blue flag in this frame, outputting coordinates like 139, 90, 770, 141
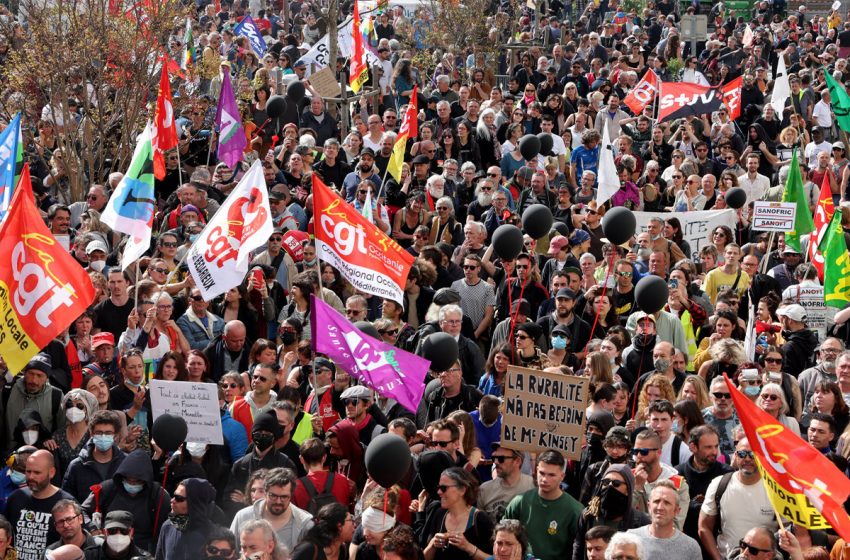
233, 16, 267, 57
0, 113, 23, 224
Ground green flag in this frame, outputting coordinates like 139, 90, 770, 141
781, 148, 815, 253
822, 209, 850, 309
825, 71, 850, 134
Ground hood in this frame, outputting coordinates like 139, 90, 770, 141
587, 411, 615, 436
328, 420, 363, 462
14, 409, 51, 444
632, 333, 656, 351
182, 477, 217, 521
416, 450, 455, 497
786, 328, 819, 350
113, 449, 154, 485
604, 463, 635, 498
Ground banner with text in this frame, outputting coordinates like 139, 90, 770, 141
149, 380, 224, 444
502, 366, 588, 459
752, 201, 797, 232
634, 209, 737, 262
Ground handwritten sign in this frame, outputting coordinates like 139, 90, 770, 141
310, 66, 342, 98
752, 201, 797, 232
149, 380, 223, 445
502, 366, 588, 459
634, 210, 737, 262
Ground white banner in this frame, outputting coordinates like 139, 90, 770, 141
187, 161, 273, 300
752, 201, 797, 232
634, 209, 737, 262
297, 14, 380, 73
149, 380, 224, 445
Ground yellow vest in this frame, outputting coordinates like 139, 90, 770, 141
292, 412, 315, 445
679, 309, 699, 373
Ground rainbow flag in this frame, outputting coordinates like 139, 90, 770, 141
181, 18, 194, 70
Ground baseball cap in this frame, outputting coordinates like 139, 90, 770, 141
634, 311, 657, 323
777, 304, 807, 323
91, 332, 115, 349
86, 239, 109, 255
555, 288, 576, 300
510, 299, 531, 316
104, 511, 134, 530
548, 236, 569, 255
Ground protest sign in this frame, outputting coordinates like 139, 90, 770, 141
634, 210, 737, 262
784, 283, 834, 340
149, 380, 223, 444
502, 366, 588, 459
752, 201, 797, 232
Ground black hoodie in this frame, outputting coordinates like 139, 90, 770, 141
155, 478, 218, 560
81, 449, 169, 552
781, 327, 819, 377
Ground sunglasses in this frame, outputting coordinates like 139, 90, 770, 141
152, 267, 168, 274
106, 528, 130, 535
736, 450, 754, 459
190, 295, 204, 302
515, 264, 529, 270
436, 484, 458, 492
379, 328, 399, 336
220, 383, 239, 389
463, 265, 478, 270
432, 440, 453, 448
206, 546, 234, 558
492, 455, 515, 463
172, 495, 188, 503
160, 242, 178, 248
270, 236, 283, 241
739, 540, 772, 556
632, 448, 658, 456
600, 478, 626, 489
764, 357, 782, 364
515, 334, 530, 340
712, 392, 731, 399
65, 402, 85, 410
617, 271, 632, 277
760, 393, 779, 401
252, 375, 269, 382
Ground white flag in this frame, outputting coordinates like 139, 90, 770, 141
770, 55, 791, 115
743, 304, 757, 361
101, 124, 156, 271
595, 126, 620, 206
187, 161, 274, 300
743, 25, 754, 48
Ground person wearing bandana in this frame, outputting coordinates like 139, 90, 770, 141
156, 478, 220, 560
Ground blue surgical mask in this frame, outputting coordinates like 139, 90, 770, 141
744, 385, 761, 397
122, 481, 144, 495
9, 470, 25, 485
125, 378, 142, 388
671, 420, 680, 434
93, 434, 114, 452
189, 234, 199, 243
551, 336, 567, 350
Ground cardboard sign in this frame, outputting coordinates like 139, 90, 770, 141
752, 201, 797, 232
502, 366, 588, 459
310, 66, 342, 98
634, 209, 737, 262
149, 380, 224, 445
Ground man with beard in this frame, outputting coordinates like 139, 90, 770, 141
797, 338, 844, 413
768, 246, 804, 291
675, 425, 732, 546
573, 464, 650, 558
630, 430, 690, 531
477, 442, 534, 520
698, 439, 778, 560
536, 288, 591, 361
230, 468, 313, 552
7, 451, 75, 560
341, 148, 381, 201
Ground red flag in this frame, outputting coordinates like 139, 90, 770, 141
724, 375, 850, 537
387, 85, 418, 182
658, 81, 724, 122
312, 174, 413, 304
349, 1, 369, 93
810, 173, 836, 281
0, 164, 96, 375
152, 63, 178, 180
623, 70, 659, 115
721, 76, 743, 120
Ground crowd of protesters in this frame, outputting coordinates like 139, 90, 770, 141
7, 0, 850, 559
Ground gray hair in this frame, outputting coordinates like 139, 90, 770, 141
426, 175, 445, 189
437, 100, 450, 110
437, 75, 450, 85
436, 196, 455, 214
709, 339, 747, 365
151, 291, 173, 306
240, 519, 288, 560
460, 161, 477, 174
604, 532, 644, 560
477, 109, 496, 140
760, 382, 790, 415
580, 252, 597, 264
466, 221, 486, 236
382, 131, 398, 143
438, 304, 463, 322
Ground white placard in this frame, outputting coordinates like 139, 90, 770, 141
752, 201, 797, 232
149, 380, 224, 445
634, 209, 737, 262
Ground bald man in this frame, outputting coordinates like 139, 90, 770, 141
204, 319, 251, 382
50, 544, 84, 560
7, 450, 75, 560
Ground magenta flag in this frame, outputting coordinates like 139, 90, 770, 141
310, 295, 428, 413
215, 70, 247, 169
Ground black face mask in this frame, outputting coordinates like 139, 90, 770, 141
599, 485, 631, 518
279, 331, 297, 345
253, 433, 275, 451
607, 453, 629, 464
168, 512, 189, 532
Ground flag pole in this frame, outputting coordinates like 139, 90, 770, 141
376, 162, 392, 201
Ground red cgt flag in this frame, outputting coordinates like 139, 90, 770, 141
623, 69, 659, 115
724, 375, 850, 537
152, 63, 178, 180
810, 172, 836, 281
720, 75, 743, 120
0, 164, 95, 374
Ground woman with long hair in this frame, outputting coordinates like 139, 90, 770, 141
438, 128, 460, 162
709, 225, 734, 263
47, 388, 99, 476
154, 351, 188, 381
637, 160, 667, 212
583, 351, 614, 387
673, 399, 705, 443
416, 467, 493, 560
627, 374, 676, 430
392, 59, 416, 109
487, 520, 533, 560
805, 381, 850, 439
393, 193, 430, 249
479, 345, 511, 397
447, 410, 482, 468
664, 217, 692, 259
583, 293, 618, 340
456, 121, 481, 170
514, 322, 550, 370
186, 350, 212, 382
215, 285, 260, 343
677, 374, 712, 411
277, 274, 314, 341
475, 109, 501, 171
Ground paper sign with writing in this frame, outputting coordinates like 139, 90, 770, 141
149, 380, 224, 445
502, 366, 588, 459
752, 201, 797, 232
310, 66, 342, 98
634, 210, 736, 262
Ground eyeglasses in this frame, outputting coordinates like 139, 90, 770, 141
432, 441, 454, 448
760, 393, 779, 401
436, 484, 458, 492
252, 375, 269, 382
764, 357, 782, 364
267, 491, 292, 502
106, 527, 130, 535
632, 448, 658, 456
739, 540, 772, 556
220, 383, 239, 389
206, 545, 235, 558
65, 401, 85, 410
93, 430, 115, 437
345, 308, 363, 315
172, 495, 188, 502
54, 514, 81, 526
436, 207, 449, 211
712, 392, 731, 399
358, 190, 370, 195
617, 271, 632, 277
86, 194, 99, 200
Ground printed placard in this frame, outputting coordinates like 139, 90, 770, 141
752, 201, 797, 232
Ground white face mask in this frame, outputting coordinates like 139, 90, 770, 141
185, 442, 207, 458
89, 260, 106, 272
22, 429, 38, 445
106, 534, 131, 552
66, 407, 86, 424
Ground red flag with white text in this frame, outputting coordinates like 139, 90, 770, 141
811, 173, 836, 281
623, 69, 659, 115
721, 76, 743, 120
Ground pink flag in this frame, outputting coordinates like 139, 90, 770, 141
311, 295, 428, 413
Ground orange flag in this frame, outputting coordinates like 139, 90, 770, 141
152, 62, 178, 179
0, 164, 96, 374
810, 172, 836, 281
724, 375, 850, 537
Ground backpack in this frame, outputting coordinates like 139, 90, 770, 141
712, 471, 735, 536
299, 473, 337, 515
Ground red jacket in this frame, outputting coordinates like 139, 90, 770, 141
304, 389, 339, 433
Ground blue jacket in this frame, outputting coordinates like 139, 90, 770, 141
0, 467, 23, 512
221, 408, 249, 463
176, 309, 225, 350
62, 441, 127, 503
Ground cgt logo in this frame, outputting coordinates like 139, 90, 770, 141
11, 234, 79, 328
319, 199, 367, 257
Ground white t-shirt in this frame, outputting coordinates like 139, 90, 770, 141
701, 473, 778, 557
550, 134, 568, 156
661, 433, 692, 467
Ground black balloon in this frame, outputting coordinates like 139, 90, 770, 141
492, 224, 524, 260
420, 332, 459, 372
152, 413, 188, 453
634, 276, 669, 314
266, 95, 287, 119
602, 207, 637, 245
537, 132, 554, 156
365, 433, 412, 488
355, 321, 381, 340
518, 134, 541, 161
551, 221, 570, 236
286, 80, 306, 103
522, 204, 554, 239
725, 187, 747, 209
